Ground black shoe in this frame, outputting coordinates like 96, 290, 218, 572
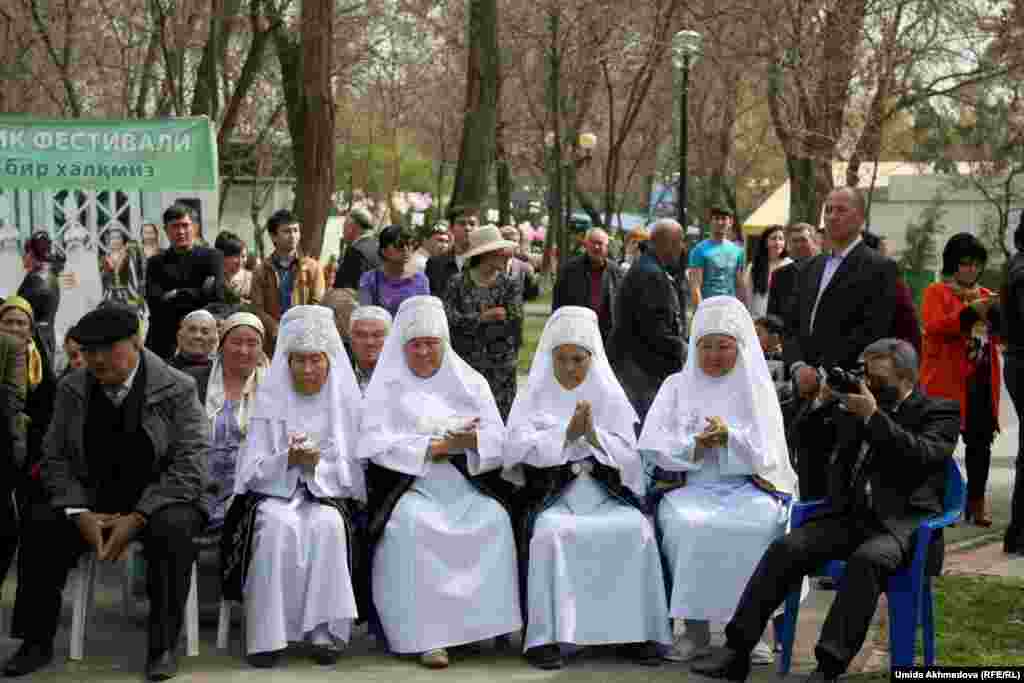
145, 649, 179, 682
494, 633, 513, 651
525, 644, 563, 670
620, 641, 662, 666
3, 641, 54, 677
246, 650, 283, 668
310, 645, 342, 666
691, 646, 751, 682
806, 668, 840, 683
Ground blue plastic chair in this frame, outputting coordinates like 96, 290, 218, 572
776, 456, 965, 674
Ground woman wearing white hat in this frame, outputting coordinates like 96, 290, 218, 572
441, 224, 523, 420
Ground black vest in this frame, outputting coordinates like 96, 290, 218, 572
84, 359, 156, 513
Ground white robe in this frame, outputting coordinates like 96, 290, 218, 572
240, 403, 358, 654
54, 240, 104, 363
508, 419, 670, 650
653, 439, 788, 623
363, 384, 522, 654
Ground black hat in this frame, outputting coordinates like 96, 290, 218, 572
74, 305, 140, 348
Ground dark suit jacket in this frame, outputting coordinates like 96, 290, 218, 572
607, 252, 686, 387
808, 390, 959, 551
145, 247, 225, 359
425, 253, 461, 302
767, 259, 802, 330
551, 254, 623, 341
334, 234, 379, 290
784, 241, 898, 371
17, 268, 60, 362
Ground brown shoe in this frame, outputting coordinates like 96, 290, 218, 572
975, 497, 993, 527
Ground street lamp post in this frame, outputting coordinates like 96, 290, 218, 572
673, 30, 702, 228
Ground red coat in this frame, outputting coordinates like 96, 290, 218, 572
920, 281, 1000, 430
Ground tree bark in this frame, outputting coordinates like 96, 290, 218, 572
450, 0, 500, 212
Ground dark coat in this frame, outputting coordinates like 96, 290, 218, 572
806, 390, 959, 554
783, 241, 898, 371
607, 252, 687, 390
1002, 252, 1024, 360
39, 349, 210, 518
424, 253, 461, 302
145, 247, 225, 359
551, 254, 622, 342
0, 335, 26, 482
767, 259, 802, 332
17, 267, 60, 363
334, 234, 380, 290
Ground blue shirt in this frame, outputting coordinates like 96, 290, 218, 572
688, 239, 745, 298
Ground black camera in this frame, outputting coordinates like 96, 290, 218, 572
826, 363, 865, 394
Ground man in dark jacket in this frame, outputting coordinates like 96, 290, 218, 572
767, 222, 819, 326
145, 203, 225, 359
5, 306, 208, 681
693, 338, 959, 683
607, 219, 687, 422
551, 228, 622, 343
425, 205, 479, 299
333, 208, 380, 290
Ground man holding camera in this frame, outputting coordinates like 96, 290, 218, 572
692, 338, 959, 683
784, 188, 898, 498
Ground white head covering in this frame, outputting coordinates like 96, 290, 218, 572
220, 311, 264, 343
360, 296, 504, 474
349, 305, 393, 334
182, 308, 217, 327
507, 306, 642, 493
640, 296, 796, 495
241, 304, 365, 498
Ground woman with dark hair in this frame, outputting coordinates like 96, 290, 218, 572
1003, 217, 1024, 553
16, 232, 61, 366
357, 225, 429, 318
921, 233, 1001, 527
743, 226, 790, 318
215, 231, 252, 304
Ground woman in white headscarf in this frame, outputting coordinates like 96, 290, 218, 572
358, 295, 521, 670
222, 305, 365, 668
191, 312, 268, 531
170, 308, 218, 375
639, 296, 797, 664
506, 306, 670, 670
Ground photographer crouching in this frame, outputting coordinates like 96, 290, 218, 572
692, 339, 959, 683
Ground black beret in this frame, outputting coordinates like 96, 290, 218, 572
74, 305, 140, 348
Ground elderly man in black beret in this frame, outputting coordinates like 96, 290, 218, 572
4, 306, 209, 681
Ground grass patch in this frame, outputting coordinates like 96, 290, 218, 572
518, 292, 551, 375
928, 574, 1024, 665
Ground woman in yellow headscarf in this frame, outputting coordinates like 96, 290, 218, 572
0, 296, 57, 490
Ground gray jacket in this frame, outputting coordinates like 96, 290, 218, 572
40, 348, 210, 517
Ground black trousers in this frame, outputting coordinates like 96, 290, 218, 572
1005, 355, 1024, 552
724, 514, 907, 675
11, 502, 203, 656
963, 374, 997, 501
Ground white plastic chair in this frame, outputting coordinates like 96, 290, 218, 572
68, 544, 199, 661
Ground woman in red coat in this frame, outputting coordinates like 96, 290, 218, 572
921, 233, 1001, 526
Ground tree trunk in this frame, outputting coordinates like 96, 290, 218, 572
495, 125, 512, 226
450, 0, 500, 212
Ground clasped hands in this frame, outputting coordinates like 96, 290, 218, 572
288, 433, 321, 468
429, 418, 481, 462
694, 416, 728, 457
74, 511, 146, 562
565, 400, 602, 450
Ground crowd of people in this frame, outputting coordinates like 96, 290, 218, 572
0, 191, 1020, 683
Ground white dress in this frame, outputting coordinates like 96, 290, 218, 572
54, 225, 104, 354
240, 401, 359, 654
363, 386, 522, 654
509, 420, 670, 651
655, 442, 788, 622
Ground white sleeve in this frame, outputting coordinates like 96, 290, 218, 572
462, 378, 507, 475
234, 418, 298, 497
359, 423, 434, 477
637, 376, 702, 472
719, 423, 770, 478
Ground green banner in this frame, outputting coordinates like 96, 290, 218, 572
0, 117, 218, 191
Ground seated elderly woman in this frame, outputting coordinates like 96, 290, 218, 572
188, 312, 268, 531
639, 296, 797, 664
170, 308, 218, 375
221, 305, 365, 668
347, 305, 392, 395
505, 306, 669, 670
358, 295, 521, 670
